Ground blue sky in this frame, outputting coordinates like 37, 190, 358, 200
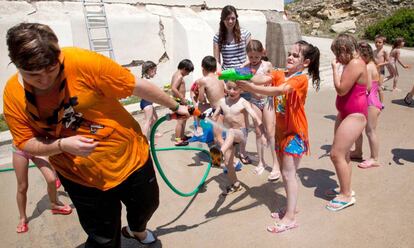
285, 0, 294, 3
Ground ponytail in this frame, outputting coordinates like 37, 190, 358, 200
296, 40, 321, 91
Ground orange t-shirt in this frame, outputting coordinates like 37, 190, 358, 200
3, 47, 149, 190
271, 70, 309, 155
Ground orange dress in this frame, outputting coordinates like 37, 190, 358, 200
271, 70, 309, 157
3, 47, 149, 190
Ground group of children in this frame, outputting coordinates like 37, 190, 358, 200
13, 33, 410, 235
136, 33, 412, 233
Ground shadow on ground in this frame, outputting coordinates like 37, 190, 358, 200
392, 148, 414, 165
27, 191, 73, 223
391, 99, 414, 108
323, 114, 337, 121
297, 167, 338, 200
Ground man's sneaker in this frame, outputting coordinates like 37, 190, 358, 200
175, 139, 189, 146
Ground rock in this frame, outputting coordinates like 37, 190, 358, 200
330, 20, 356, 33
313, 22, 321, 29
300, 11, 311, 19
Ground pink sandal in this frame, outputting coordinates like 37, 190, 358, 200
51, 204, 72, 215
358, 159, 380, 169
16, 222, 29, 233
267, 222, 298, 233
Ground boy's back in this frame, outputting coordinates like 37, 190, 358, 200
198, 74, 225, 109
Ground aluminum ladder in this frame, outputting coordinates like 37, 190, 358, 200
82, 0, 115, 60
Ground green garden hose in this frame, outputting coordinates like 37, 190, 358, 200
149, 115, 212, 197
0, 163, 36, 172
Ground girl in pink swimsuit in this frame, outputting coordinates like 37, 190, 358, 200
326, 34, 368, 212
12, 145, 72, 233
350, 41, 383, 169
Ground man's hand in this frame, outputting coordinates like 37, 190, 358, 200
175, 105, 190, 119
60, 135, 98, 157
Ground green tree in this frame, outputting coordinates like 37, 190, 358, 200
365, 8, 414, 47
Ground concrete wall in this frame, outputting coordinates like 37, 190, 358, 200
0, 0, 290, 112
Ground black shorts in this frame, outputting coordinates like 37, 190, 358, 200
58, 157, 159, 247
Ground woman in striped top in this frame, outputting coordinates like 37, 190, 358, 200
213, 5, 251, 71
213, 5, 252, 165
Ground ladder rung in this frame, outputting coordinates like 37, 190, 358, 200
88, 25, 108, 29
91, 38, 111, 41
83, 3, 104, 6
93, 48, 113, 52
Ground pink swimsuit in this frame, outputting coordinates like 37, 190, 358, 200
367, 81, 382, 110
336, 83, 368, 119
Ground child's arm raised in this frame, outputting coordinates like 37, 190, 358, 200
236, 80, 290, 96
331, 59, 365, 96
395, 50, 410, 69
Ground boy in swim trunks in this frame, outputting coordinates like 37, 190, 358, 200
209, 81, 262, 195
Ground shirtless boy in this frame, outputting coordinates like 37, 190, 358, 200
373, 35, 388, 102
171, 59, 194, 146
210, 81, 262, 195
196, 56, 226, 145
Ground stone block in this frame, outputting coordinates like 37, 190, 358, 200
265, 11, 302, 68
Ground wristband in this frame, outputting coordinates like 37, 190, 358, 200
57, 139, 63, 152
170, 103, 179, 112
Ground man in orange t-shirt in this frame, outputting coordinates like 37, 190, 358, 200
3, 23, 189, 246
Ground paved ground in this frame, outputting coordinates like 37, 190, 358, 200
1, 39, 413, 248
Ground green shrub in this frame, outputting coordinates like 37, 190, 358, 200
364, 8, 414, 47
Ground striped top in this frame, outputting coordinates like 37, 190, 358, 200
214, 28, 251, 69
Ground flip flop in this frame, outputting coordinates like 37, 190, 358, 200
51, 205, 72, 215
358, 159, 380, 169
267, 222, 299, 233
268, 171, 281, 181
324, 188, 356, 198
121, 226, 157, 245
16, 223, 29, 233
253, 166, 265, 175
239, 154, 252, 164
326, 197, 356, 212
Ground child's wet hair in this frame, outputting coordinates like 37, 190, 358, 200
295, 40, 321, 91
331, 33, 358, 58
392, 37, 405, 49
201, 56, 217, 72
141, 60, 157, 78
358, 41, 375, 64
178, 59, 194, 72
